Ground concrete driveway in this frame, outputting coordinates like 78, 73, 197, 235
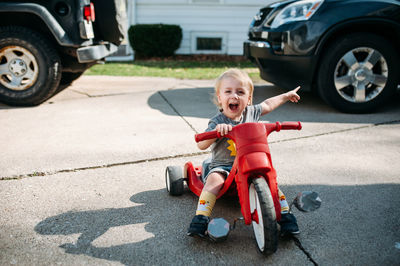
1, 75, 399, 265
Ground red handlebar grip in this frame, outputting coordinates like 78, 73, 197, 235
195, 130, 219, 142
281, 121, 302, 130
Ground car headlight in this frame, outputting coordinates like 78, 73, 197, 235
270, 0, 324, 28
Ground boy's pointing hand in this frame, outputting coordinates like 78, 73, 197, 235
286, 86, 301, 103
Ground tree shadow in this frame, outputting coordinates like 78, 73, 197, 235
34, 184, 400, 265
148, 84, 400, 123
34, 188, 194, 264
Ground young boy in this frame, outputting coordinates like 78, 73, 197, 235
187, 68, 301, 238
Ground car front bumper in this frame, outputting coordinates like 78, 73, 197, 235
244, 40, 314, 91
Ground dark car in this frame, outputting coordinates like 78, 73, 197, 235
0, 0, 126, 106
244, 0, 400, 113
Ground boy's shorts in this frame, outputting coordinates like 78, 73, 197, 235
202, 165, 232, 183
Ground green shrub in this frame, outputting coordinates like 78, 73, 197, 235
128, 24, 182, 58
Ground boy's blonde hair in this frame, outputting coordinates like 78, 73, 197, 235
213, 68, 254, 109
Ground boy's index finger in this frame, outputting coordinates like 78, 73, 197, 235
293, 86, 301, 93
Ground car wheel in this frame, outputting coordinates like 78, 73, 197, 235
0, 26, 61, 106
317, 33, 399, 113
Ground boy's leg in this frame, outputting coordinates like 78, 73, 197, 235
187, 172, 224, 237
202, 171, 226, 195
186, 190, 216, 237
278, 188, 300, 236
195, 190, 217, 217
278, 188, 290, 214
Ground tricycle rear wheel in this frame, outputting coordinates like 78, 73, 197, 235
165, 166, 184, 196
249, 178, 278, 255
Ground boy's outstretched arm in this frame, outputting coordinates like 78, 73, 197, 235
261, 86, 301, 115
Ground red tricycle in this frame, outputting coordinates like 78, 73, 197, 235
165, 121, 321, 255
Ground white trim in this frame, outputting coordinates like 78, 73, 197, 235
136, 0, 266, 6
106, 55, 134, 62
190, 32, 228, 54
189, 0, 224, 4
129, 0, 136, 24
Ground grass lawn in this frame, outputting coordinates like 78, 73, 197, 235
85, 59, 263, 83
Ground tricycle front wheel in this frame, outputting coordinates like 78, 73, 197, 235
249, 178, 278, 255
165, 166, 184, 196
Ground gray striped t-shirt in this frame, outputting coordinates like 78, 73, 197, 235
205, 104, 262, 169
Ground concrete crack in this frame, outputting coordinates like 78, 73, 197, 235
272, 119, 400, 144
291, 236, 318, 266
1, 119, 398, 181
0, 151, 209, 181
158, 91, 198, 133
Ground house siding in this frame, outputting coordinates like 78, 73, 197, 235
130, 0, 274, 55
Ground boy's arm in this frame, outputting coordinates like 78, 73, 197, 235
197, 139, 216, 150
261, 86, 301, 115
197, 124, 232, 150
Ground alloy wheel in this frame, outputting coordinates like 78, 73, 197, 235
334, 47, 388, 103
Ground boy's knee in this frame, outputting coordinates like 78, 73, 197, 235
204, 172, 225, 194
207, 172, 225, 184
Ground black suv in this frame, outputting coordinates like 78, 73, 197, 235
244, 0, 400, 113
0, 0, 126, 106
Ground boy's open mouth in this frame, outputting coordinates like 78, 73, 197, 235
229, 103, 239, 111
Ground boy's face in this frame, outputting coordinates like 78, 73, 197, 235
217, 77, 251, 121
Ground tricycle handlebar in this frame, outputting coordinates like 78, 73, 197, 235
264, 121, 302, 133
280, 121, 302, 130
195, 130, 220, 143
195, 122, 301, 143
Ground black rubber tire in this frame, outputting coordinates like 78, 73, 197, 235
60, 71, 85, 86
51, 71, 85, 98
0, 26, 61, 106
317, 33, 399, 113
165, 166, 184, 196
249, 178, 278, 255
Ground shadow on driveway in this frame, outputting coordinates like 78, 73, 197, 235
34, 184, 400, 265
147, 84, 400, 124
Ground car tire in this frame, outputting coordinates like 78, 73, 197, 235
0, 26, 61, 106
317, 33, 399, 113
51, 71, 85, 98
60, 71, 84, 86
